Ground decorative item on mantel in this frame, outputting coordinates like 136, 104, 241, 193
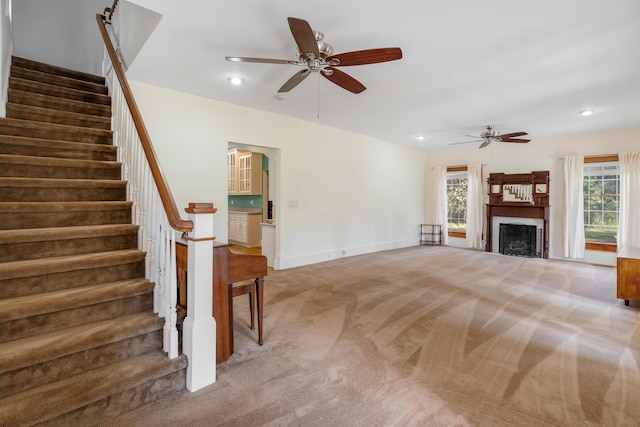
485, 171, 551, 259
488, 171, 550, 206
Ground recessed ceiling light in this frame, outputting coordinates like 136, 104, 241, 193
227, 76, 244, 86
415, 134, 426, 140
579, 109, 594, 116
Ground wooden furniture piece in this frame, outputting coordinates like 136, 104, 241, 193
617, 246, 640, 306
485, 171, 550, 259
232, 281, 257, 331
176, 241, 267, 363
420, 224, 442, 245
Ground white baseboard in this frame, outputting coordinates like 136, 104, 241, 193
549, 248, 616, 267
275, 238, 417, 270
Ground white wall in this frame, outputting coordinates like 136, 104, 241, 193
424, 128, 640, 266
0, 0, 13, 117
129, 81, 427, 269
12, 0, 104, 75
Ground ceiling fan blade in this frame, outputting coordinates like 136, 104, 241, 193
479, 140, 492, 149
225, 56, 298, 65
321, 67, 366, 94
278, 69, 311, 93
501, 138, 531, 143
287, 17, 320, 60
499, 131, 528, 139
327, 48, 403, 66
449, 139, 482, 145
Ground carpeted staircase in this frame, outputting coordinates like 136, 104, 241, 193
0, 56, 187, 426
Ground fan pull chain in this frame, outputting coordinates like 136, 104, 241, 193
316, 73, 321, 119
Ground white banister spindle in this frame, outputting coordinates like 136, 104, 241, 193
109, 74, 182, 357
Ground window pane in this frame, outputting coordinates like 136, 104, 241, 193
603, 179, 617, 194
603, 211, 618, 226
602, 196, 618, 212
591, 211, 603, 226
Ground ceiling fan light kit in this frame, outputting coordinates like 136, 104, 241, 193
225, 17, 403, 95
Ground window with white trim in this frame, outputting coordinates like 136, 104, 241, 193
583, 161, 619, 245
447, 170, 468, 234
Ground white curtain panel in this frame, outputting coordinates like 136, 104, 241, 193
466, 163, 484, 249
618, 151, 640, 249
433, 165, 449, 245
562, 155, 585, 259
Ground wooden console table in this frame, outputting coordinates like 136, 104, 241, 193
176, 241, 267, 363
617, 246, 640, 306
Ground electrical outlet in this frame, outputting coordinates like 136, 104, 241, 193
250, 200, 255, 206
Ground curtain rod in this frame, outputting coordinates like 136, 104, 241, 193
430, 163, 488, 169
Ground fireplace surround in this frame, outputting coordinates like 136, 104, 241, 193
485, 171, 550, 259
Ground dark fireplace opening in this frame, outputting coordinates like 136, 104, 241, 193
499, 223, 541, 258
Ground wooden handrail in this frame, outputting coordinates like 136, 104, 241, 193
96, 14, 193, 232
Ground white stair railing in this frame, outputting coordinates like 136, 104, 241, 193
97, 12, 216, 391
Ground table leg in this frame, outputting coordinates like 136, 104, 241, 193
255, 277, 264, 345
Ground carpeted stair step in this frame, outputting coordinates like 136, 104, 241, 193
0, 351, 187, 426
9, 77, 110, 106
10, 64, 109, 95
0, 177, 127, 202
0, 224, 138, 262
0, 200, 132, 230
0, 278, 154, 344
8, 88, 111, 117
6, 103, 111, 130
0, 134, 117, 161
0, 117, 112, 145
11, 56, 105, 85
0, 312, 161, 375
0, 330, 163, 401
0, 312, 166, 401
0, 249, 146, 298
0, 154, 121, 180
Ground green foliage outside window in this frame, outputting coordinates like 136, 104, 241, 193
583, 164, 619, 244
447, 174, 467, 233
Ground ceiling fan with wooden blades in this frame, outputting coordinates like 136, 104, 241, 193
449, 125, 530, 149
225, 17, 403, 94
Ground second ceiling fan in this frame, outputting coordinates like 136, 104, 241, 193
225, 17, 403, 94
449, 125, 531, 149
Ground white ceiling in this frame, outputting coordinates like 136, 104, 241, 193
19, 1, 640, 152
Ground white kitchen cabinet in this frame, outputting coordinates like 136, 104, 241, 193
228, 211, 262, 247
227, 150, 238, 193
228, 149, 262, 195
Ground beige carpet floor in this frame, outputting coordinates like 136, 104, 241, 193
103, 245, 640, 427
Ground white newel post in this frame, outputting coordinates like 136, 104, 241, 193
182, 203, 217, 391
